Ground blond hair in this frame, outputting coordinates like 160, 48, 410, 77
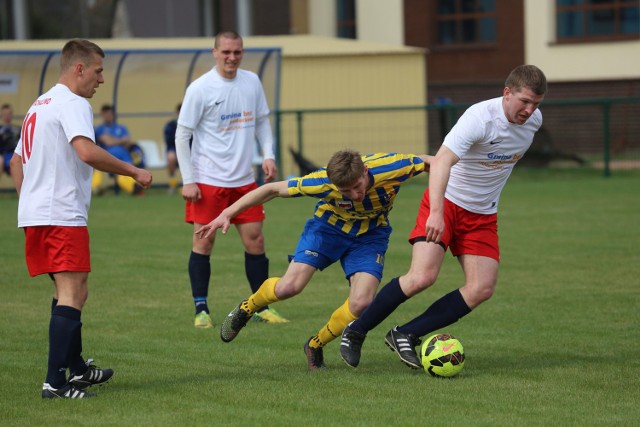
60, 39, 104, 71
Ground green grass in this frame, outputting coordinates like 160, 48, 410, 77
1, 168, 639, 426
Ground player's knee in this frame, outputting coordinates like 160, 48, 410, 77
403, 271, 438, 296
274, 279, 304, 300
464, 283, 495, 307
244, 234, 265, 253
348, 296, 371, 316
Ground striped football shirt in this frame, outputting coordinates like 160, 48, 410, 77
287, 152, 425, 236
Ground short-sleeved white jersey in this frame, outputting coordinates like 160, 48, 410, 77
15, 84, 96, 227
178, 68, 274, 187
443, 96, 542, 214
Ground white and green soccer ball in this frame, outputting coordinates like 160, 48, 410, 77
421, 333, 465, 377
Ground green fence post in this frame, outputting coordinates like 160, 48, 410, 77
296, 111, 304, 174
275, 110, 282, 180
603, 102, 611, 178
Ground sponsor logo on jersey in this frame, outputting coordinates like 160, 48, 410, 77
487, 153, 512, 160
337, 200, 353, 209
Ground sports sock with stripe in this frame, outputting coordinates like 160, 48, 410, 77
243, 277, 280, 315
312, 298, 358, 348
189, 251, 210, 314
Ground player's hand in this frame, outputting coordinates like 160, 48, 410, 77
262, 159, 277, 183
195, 216, 230, 239
182, 183, 201, 202
425, 213, 445, 244
134, 168, 153, 188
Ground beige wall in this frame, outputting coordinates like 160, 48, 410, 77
0, 36, 427, 185
356, 0, 404, 45
525, 0, 640, 82
278, 51, 427, 175
309, 0, 336, 37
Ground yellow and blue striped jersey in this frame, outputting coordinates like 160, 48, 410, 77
287, 152, 425, 236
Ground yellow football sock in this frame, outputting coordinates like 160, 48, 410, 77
311, 298, 357, 348
242, 277, 280, 315
168, 177, 178, 189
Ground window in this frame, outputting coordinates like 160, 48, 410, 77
337, 0, 356, 39
556, 0, 640, 42
436, 0, 497, 45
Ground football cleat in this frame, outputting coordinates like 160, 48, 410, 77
42, 383, 96, 399
384, 326, 423, 370
304, 338, 326, 370
340, 322, 367, 368
69, 359, 114, 389
220, 301, 252, 342
253, 308, 289, 324
194, 311, 213, 329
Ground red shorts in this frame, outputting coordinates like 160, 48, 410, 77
185, 182, 265, 225
24, 226, 91, 277
409, 189, 500, 261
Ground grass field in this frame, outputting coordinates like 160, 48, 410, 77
1, 168, 639, 426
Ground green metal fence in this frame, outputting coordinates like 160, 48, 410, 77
276, 97, 640, 178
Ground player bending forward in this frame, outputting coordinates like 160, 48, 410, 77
340, 65, 547, 370
196, 150, 431, 370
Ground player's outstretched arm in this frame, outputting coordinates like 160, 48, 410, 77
195, 180, 290, 239
418, 154, 434, 172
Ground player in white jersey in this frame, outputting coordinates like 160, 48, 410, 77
175, 31, 287, 329
340, 65, 547, 370
10, 39, 152, 399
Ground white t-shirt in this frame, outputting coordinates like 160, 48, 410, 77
443, 96, 543, 214
15, 84, 96, 227
178, 67, 275, 187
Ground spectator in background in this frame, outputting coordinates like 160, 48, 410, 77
1, 103, 21, 179
163, 103, 180, 194
95, 104, 133, 162
94, 104, 143, 195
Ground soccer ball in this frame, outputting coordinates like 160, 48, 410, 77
421, 333, 465, 377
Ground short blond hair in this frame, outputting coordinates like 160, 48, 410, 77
214, 31, 243, 48
60, 39, 104, 71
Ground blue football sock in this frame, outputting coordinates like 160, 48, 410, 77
189, 251, 210, 314
245, 252, 269, 312
398, 289, 471, 337
350, 277, 408, 334
46, 305, 81, 388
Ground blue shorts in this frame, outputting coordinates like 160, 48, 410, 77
292, 218, 391, 281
